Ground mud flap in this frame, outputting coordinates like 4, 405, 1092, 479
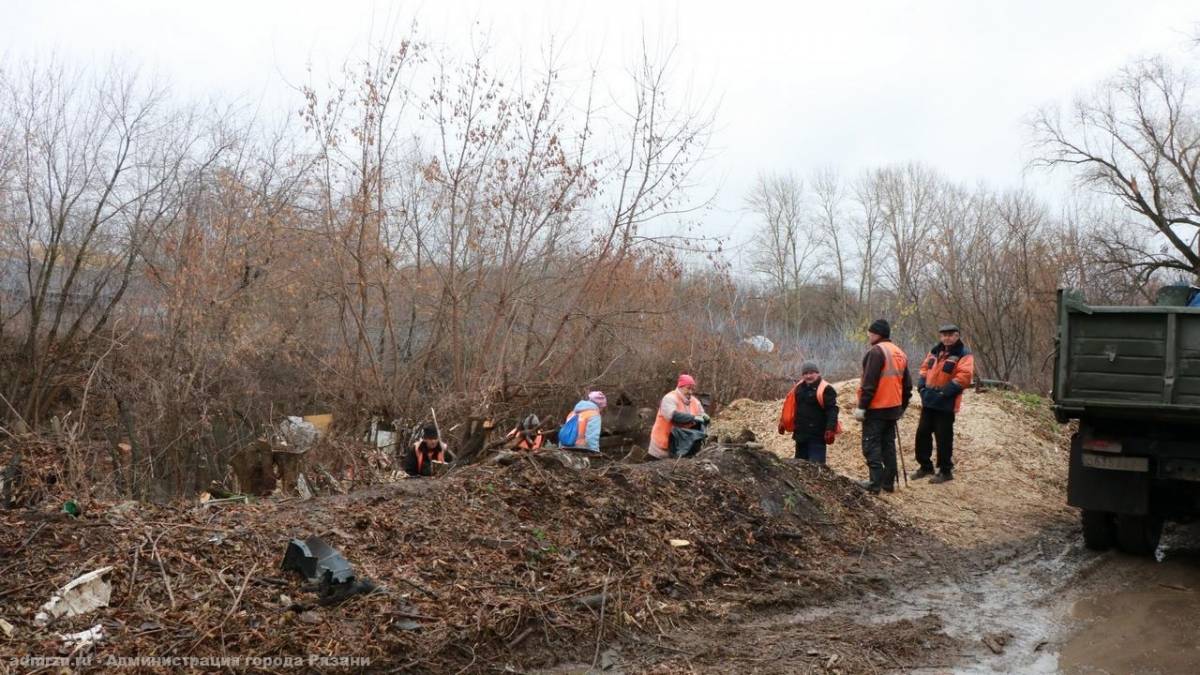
1068, 438, 1150, 515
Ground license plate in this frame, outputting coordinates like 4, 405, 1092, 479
1082, 453, 1149, 472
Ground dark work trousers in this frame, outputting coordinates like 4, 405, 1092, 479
862, 417, 898, 490
915, 408, 955, 474
794, 438, 828, 464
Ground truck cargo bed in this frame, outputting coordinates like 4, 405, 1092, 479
1054, 291, 1200, 422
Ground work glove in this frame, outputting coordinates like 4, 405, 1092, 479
696, 413, 711, 425
778, 426, 786, 435
823, 430, 836, 445
853, 408, 866, 421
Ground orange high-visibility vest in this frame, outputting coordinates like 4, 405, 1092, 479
561, 408, 599, 448
413, 441, 445, 474
779, 380, 843, 435
651, 391, 702, 450
857, 341, 908, 409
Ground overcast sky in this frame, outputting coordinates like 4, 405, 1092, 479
4, 0, 1199, 251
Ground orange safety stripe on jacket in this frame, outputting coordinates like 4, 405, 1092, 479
413, 441, 445, 474
517, 433, 544, 450
651, 391, 702, 450
919, 348, 975, 413
857, 341, 908, 409
561, 408, 599, 448
779, 380, 843, 435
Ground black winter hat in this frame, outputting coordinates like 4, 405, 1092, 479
868, 319, 891, 339
422, 424, 439, 439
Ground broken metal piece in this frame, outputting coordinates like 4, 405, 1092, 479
281, 537, 354, 585
280, 536, 377, 606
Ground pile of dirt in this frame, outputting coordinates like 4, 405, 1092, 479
0, 445, 932, 672
711, 382, 1074, 548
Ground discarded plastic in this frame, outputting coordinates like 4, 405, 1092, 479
34, 567, 114, 626
280, 537, 376, 605
60, 623, 104, 648
743, 335, 775, 353
669, 539, 691, 548
280, 416, 320, 451
0, 618, 13, 637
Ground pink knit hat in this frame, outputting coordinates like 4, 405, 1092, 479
587, 391, 608, 409
677, 374, 696, 388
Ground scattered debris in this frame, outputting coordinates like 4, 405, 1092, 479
280, 416, 321, 451
2, 445, 913, 671
34, 567, 114, 626
296, 473, 313, 500
0, 618, 14, 637
280, 536, 376, 605
302, 413, 334, 434
669, 539, 691, 548
61, 499, 80, 517
60, 623, 104, 648
982, 632, 1013, 655
744, 335, 775, 353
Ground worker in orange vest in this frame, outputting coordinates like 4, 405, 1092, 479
854, 319, 912, 494
777, 361, 840, 464
506, 414, 546, 451
404, 425, 448, 477
559, 391, 607, 452
911, 324, 975, 483
648, 374, 709, 459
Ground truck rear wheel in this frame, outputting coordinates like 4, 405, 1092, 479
1081, 510, 1116, 550
1115, 514, 1163, 556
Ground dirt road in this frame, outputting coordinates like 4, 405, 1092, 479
675, 386, 1200, 674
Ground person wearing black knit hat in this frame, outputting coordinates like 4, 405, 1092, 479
854, 319, 913, 494
404, 424, 450, 477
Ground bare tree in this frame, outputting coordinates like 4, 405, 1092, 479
0, 61, 221, 425
810, 166, 849, 304
745, 171, 818, 327
1032, 57, 1200, 281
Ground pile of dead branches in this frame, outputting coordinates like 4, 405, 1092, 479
0, 446, 910, 672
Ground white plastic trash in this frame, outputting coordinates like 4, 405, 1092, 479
34, 567, 114, 626
60, 623, 104, 648
743, 335, 775, 353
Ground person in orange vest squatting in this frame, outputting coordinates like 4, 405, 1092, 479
648, 374, 710, 459
404, 425, 449, 477
558, 391, 607, 452
778, 361, 840, 464
910, 324, 975, 484
854, 319, 913, 494
506, 414, 546, 451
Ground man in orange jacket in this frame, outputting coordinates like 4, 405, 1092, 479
911, 324, 975, 483
778, 361, 839, 464
855, 319, 912, 494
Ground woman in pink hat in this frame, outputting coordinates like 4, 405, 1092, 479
559, 391, 608, 452
648, 374, 709, 459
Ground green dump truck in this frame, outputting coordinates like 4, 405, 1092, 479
1053, 287, 1200, 555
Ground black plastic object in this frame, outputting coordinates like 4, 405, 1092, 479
281, 536, 355, 585
281, 536, 378, 605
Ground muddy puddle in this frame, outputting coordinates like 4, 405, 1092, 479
781, 522, 1200, 673
783, 533, 1085, 673
1059, 524, 1200, 675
